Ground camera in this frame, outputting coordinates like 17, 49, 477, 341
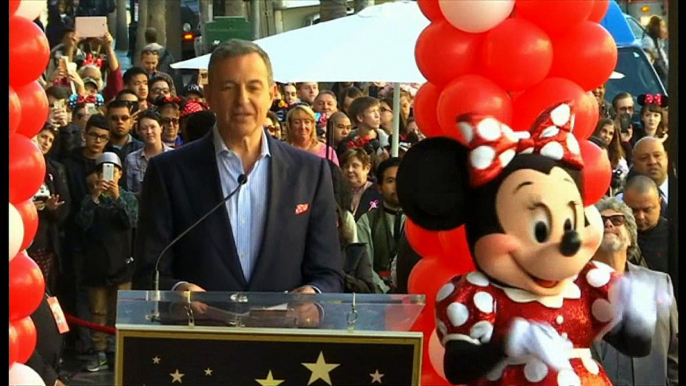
611, 169, 624, 190
618, 113, 632, 133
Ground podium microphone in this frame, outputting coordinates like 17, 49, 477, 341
150, 174, 248, 320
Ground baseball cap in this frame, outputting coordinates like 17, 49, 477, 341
96, 152, 122, 169
182, 83, 204, 98
83, 77, 99, 88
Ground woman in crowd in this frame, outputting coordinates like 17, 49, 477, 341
634, 101, 666, 144
338, 86, 363, 117
264, 111, 282, 140
378, 97, 407, 138
340, 148, 382, 221
285, 105, 339, 165
405, 117, 426, 142
152, 96, 184, 148
594, 118, 630, 184
642, 15, 669, 84
335, 203, 377, 293
28, 124, 71, 294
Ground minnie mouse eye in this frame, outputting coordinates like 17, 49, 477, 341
534, 222, 549, 243
530, 205, 552, 243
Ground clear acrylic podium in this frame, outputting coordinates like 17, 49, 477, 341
115, 291, 425, 385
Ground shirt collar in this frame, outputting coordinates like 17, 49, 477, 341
659, 178, 669, 201
212, 126, 271, 159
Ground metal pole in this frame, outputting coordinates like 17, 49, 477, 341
391, 82, 401, 157
252, 0, 261, 40
667, 0, 678, 303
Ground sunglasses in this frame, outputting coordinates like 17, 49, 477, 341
264, 125, 280, 132
601, 214, 626, 226
161, 117, 179, 125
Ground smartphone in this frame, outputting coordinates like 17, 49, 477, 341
86, 103, 99, 116
59, 57, 68, 71
102, 163, 115, 181
618, 113, 632, 133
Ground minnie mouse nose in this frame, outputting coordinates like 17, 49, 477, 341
560, 230, 581, 257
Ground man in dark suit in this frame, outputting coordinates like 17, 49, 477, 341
133, 39, 343, 294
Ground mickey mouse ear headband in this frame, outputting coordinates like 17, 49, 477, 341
637, 93, 668, 108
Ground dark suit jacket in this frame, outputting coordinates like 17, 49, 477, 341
132, 132, 344, 293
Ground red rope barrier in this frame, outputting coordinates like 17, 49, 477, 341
65, 314, 116, 335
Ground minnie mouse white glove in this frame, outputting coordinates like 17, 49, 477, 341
504, 317, 574, 371
609, 272, 673, 338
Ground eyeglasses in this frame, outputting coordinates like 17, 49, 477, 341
110, 115, 131, 122
161, 117, 179, 125
264, 125, 280, 133
86, 132, 110, 142
601, 214, 626, 226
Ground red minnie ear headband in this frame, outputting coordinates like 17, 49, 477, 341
637, 93, 668, 108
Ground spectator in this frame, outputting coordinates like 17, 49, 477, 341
46, 0, 75, 49
405, 117, 426, 142
631, 137, 669, 205
183, 110, 215, 143
339, 96, 389, 156
313, 90, 339, 117
179, 99, 210, 142
341, 148, 382, 221
264, 111, 282, 141
77, 152, 137, 372
139, 47, 177, 96
123, 67, 150, 111
70, 103, 90, 132
46, 86, 83, 163
75, 0, 115, 17
28, 124, 70, 294
634, 96, 667, 143
80, 32, 123, 102
379, 96, 407, 138
125, 111, 174, 194
181, 83, 205, 103
296, 82, 319, 105
592, 83, 613, 119
357, 158, 405, 293
611, 92, 635, 121
25, 292, 69, 386
329, 111, 352, 151
594, 118, 629, 186
105, 100, 144, 162
46, 26, 85, 78
142, 28, 177, 76
642, 16, 669, 84
285, 105, 339, 165
622, 175, 669, 275
153, 97, 184, 148
338, 86, 363, 117
591, 197, 677, 386
282, 83, 298, 104
336, 203, 376, 294
148, 76, 174, 102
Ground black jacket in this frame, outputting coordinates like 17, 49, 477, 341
28, 158, 71, 258
342, 243, 377, 294
25, 293, 65, 386
638, 217, 670, 276
61, 147, 98, 252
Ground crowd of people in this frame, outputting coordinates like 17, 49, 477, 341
23, 8, 676, 385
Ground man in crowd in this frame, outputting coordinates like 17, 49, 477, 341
612, 92, 635, 119
591, 197, 677, 386
313, 90, 339, 117
357, 158, 405, 293
45, 86, 82, 162
123, 67, 150, 112
282, 83, 298, 105
296, 82, 319, 106
105, 100, 144, 163
139, 48, 177, 96
632, 137, 670, 210
125, 111, 173, 194
133, 39, 343, 294
340, 96, 389, 155
622, 175, 669, 276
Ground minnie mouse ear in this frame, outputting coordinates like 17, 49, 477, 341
637, 93, 668, 107
397, 137, 469, 231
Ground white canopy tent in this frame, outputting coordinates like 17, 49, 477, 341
171, 1, 430, 156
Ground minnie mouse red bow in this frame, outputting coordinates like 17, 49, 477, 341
458, 101, 584, 187
77, 94, 100, 104
83, 53, 104, 69
154, 96, 184, 106
642, 93, 665, 107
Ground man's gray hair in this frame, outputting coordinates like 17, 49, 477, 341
624, 174, 660, 196
207, 39, 274, 85
595, 197, 644, 266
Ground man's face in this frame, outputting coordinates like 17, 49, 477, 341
633, 139, 668, 185
614, 96, 634, 117
204, 53, 276, 141
72, 107, 88, 129
48, 96, 68, 123
32, 130, 56, 155
138, 117, 162, 146
623, 189, 661, 232
127, 74, 149, 101
297, 82, 319, 104
599, 209, 630, 254
283, 85, 297, 104
150, 80, 171, 101
141, 53, 159, 75
84, 126, 110, 155
333, 115, 352, 143
107, 106, 133, 139
592, 84, 606, 106
159, 105, 180, 142
313, 93, 337, 115
378, 166, 399, 208
359, 105, 381, 130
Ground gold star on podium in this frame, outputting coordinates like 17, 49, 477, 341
370, 369, 384, 384
204, 368, 213, 376
152, 356, 161, 364
302, 351, 340, 385
256, 370, 284, 386
170, 369, 185, 383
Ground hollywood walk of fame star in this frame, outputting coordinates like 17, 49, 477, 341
170, 369, 185, 383
302, 351, 340, 386
152, 356, 161, 364
255, 370, 285, 386
370, 369, 384, 384
204, 368, 213, 376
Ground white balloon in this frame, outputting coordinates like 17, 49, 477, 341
439, 0, 515, 33
9, 203, 24, 262
9, 363, 47, 386
15, 0, 47, 21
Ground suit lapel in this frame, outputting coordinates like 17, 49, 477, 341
249, 137, 296, 287
184, 133, 247, 288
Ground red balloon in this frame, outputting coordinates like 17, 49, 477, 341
11, 317, 37, 365
413, 83, 444, 138
437, 75, 513, 144
10, 134, 46, 205
438, 226, 476, 273
10, 86, 22, 134
10, 0, 20, 17
515, 0, 594, 37
405, 219, 446, 259
14, 200, 39, 252
512, 78, 598, 140
579, 139, 612, 206
408, 259, 462, 310
416, 21, 484, 87
9, 16, 51, 89
549, 21, 618, 91
481, 18, 553, 92
588, 0, 611, 23
422, 371, 452, 386
417, 0, 444, 22
9, 251, 45, 322
15, 81, 50, 139
9, 325, 19, 366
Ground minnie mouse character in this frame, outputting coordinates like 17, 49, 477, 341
397, 102, 670, 385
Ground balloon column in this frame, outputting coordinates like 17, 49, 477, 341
411, 0, 613, 383
9, 1, 51, 385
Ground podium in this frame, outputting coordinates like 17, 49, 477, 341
116, 291, 425, 385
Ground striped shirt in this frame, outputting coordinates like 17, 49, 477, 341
212, 127, 271, 281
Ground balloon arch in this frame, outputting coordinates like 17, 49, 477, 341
410, 0, 614, 384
